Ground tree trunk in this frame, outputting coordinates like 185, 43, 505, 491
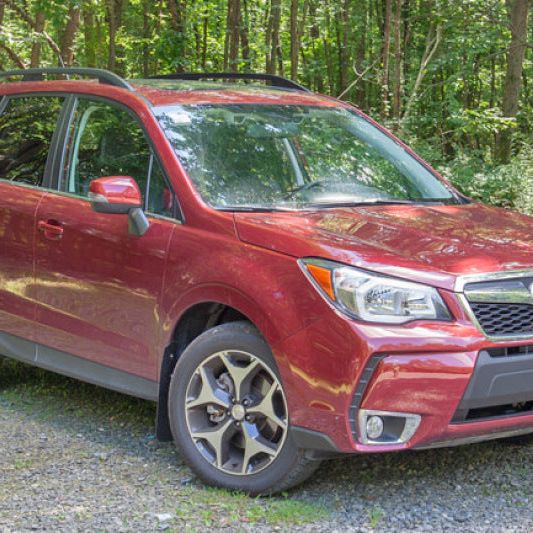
495, 0, 530, 163
338, 0, 350, 93
381, 0, 392, 119
290, 0, 299, 80
83, 1, 97, 67
30, 11, 45, 68
61, 6, 81, 66
392, 0, 402, 122
354, 1, 367, 106
201, 0, 208, 70
240, 0, 250, 70
224, 0, 240, 72
107, 0, 117, 71
142, 0, 151, 76
168, 0, 186, 72
268, 0, 281, 75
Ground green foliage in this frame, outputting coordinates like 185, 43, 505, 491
0, 0, 531, 212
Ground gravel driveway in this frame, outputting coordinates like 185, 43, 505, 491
0, 356, 531, 532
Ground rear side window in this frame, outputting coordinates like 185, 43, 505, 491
63, 98, 175, 218
0, 96, 64, 187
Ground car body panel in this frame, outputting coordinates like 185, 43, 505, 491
0, 182, 44, 340
0, 76, 532, 456
235, 203, 533, 290
32, 193, 175, 380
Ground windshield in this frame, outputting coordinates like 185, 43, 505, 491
154, 104, 457, 210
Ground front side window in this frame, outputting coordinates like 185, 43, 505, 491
63, 98, 175, 217
0, 96, 64, 187
155, 104, 458, 210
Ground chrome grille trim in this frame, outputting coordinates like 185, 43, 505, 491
456, 269, 533, 341
455, 269, 533, 292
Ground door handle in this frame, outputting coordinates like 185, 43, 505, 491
38, 219, 64, 240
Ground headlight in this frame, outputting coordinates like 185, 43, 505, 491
300, 259, 451, 324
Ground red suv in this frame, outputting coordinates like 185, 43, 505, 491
1, 68, 532, 494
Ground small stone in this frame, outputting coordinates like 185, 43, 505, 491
155, 513, 173, 522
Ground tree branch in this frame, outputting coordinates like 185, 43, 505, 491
0, 42, 26, 68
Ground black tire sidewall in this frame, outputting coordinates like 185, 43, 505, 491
168, 322, 303, 494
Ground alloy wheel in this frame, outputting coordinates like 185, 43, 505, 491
184, 350, 288, 476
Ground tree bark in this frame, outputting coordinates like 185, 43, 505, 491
381, 0, 392, 119
168, 0, 186, 72
290, 0, 299, 80
61, 6, 81, 66
392, 0, 402, 122
224, 0, 240, 71
83, 1, 97, 67
354, 1, 367, 106
30, 11, 45, 68
268, 0, 281, 75
338, 0, 350, 93
495, 0, 530, 163
240, 0, 250, 70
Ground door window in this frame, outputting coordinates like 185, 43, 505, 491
0, 96, 64, 187
63, 98, 175, 217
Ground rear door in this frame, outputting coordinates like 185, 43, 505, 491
0, 94, 66, 354
32, 96, 177, 388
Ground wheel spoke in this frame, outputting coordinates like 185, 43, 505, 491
186, 366, 231, 409
185, 349, 289, 477
249, 381, 287, 430
191, 418, 234, 468
241, 421, 277, 474
220, 352, 260, 401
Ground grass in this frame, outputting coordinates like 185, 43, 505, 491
0, 357, 331, 529
174, 487, 327, 526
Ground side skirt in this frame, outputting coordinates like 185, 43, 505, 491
0, 331, 159, 401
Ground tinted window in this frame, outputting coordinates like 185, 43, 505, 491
0, 96, 64, 187
63, 98, 174, 217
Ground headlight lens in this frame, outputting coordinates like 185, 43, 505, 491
301, 259, 451, 324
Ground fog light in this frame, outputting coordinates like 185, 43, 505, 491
358, 409, 421, 445
366, 415, 384, 440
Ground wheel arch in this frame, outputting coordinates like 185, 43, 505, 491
155, 298, 275, 440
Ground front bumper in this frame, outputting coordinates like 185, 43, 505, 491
275, 298, 533, 454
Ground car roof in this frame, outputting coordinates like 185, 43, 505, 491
130, 79, 340, 107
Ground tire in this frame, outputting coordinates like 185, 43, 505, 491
168, 321, 321, 495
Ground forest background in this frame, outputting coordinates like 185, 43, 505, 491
0, 0, 531, 211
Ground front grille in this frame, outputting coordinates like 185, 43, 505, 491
470, 302, 533, 337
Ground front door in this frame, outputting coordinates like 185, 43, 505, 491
32, 96, 178, 383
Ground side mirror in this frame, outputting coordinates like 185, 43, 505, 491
88, 176, 150, 236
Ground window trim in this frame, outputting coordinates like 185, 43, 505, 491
57, 94, 183, 222
0, 93, 69, 190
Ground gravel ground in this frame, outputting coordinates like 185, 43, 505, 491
0, 356, 531, 532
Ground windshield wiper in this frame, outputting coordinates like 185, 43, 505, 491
304, 199, 414, 208
284, 180, 323, 200
216, 205, 298, 212
304, 198, 451, 208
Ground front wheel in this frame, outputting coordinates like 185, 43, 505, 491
168, 321, 320, 494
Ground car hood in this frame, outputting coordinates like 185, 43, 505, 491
234, 203, 533, 291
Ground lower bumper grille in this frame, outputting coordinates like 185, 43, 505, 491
453, 349, 533, 423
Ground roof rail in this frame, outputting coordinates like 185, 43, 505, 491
150, 72, 311, 93
0, 68, 133, 91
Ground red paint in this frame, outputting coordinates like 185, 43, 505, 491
1, 78, 532, 452
89, 176, 143, 206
